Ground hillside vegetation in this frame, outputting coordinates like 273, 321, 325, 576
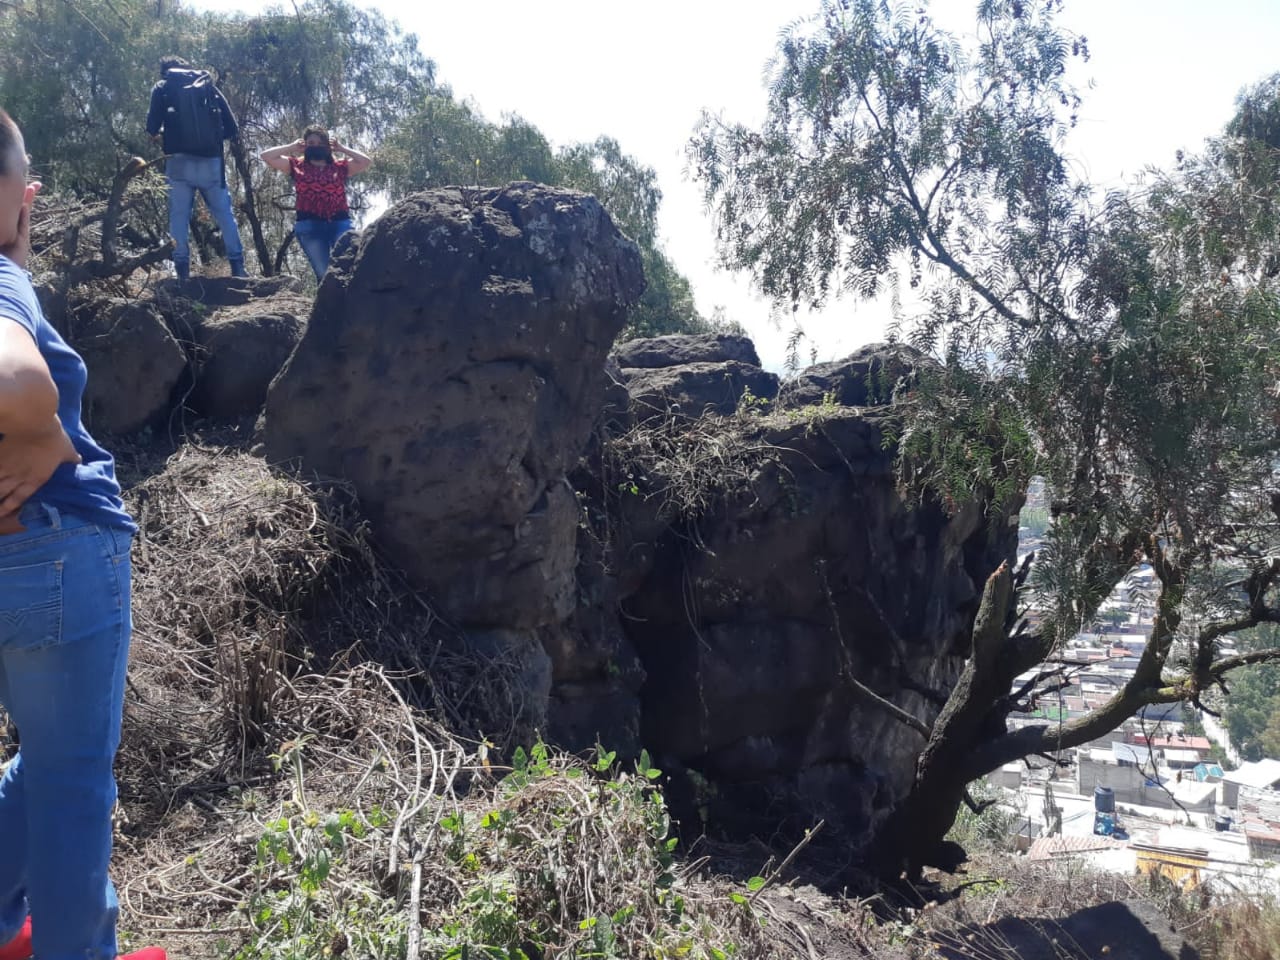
0, 0, 710, 338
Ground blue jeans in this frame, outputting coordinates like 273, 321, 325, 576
167, 153, 245, 267
294, 218, 353, 279
0, 503, 133, 960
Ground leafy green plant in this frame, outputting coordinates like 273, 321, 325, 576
945, 780, 1021, 855
222, 734, 769, 960
236, 807, 404, 960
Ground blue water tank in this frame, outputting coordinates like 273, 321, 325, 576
1094, 785, 1115, 813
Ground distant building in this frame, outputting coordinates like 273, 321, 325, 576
1076, 744, 1216, 812
1150, 735, 1212, 767
1245, 823, 1280, 861
1222, 759, 1280, 808
1163, 748, 1201, 771
989, 763, 1022, 791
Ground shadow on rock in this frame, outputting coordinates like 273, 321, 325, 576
935, 899, 1199, 960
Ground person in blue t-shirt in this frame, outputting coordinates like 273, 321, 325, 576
0, 109, 164, 960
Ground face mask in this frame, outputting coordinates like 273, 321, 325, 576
304, 145, 331, 163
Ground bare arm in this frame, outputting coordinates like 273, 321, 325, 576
260, 139, 303, 173
0, 318, 57, 427
332, 137, 372, 175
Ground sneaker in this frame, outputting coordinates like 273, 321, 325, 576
0, 917, 30, 960
119, 949, 166, 960
229, 257, 248, 279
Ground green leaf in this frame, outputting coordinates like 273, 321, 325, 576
746, 875, 766, 892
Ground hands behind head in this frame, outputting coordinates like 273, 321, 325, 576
0, 181, 41, 270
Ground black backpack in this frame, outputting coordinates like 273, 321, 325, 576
163, 68, 225, 156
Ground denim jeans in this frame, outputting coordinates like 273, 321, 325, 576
167, 153, 245, 267
294, 218, 353, 280
0, 502, 133, 960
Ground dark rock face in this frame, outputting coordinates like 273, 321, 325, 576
613, 332, 761, 369
777, 341, 924, 409
611, 332, 780, 422
624, 360, 779, 420
188, 296, 310, 420
260, 184, 645, 731
56, 276, 310, 435
564, 339, 1015, 851
69, 297, 187, 435
939, 901, 1198, 960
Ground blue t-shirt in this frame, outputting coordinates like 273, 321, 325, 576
0, 255, 135, 531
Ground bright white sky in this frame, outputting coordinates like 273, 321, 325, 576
191, 0, 1279, 370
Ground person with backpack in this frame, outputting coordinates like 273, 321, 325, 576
0, 107, 165, 960
260, 125, 371, 279
146, 55, 248, 280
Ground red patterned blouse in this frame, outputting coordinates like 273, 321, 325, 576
289, 157, 351, 221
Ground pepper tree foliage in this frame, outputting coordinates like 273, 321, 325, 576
0, 0, 435, 271
0, 0, 708, 335
692, 0, 1280, 866
1224, 626, 1280, 763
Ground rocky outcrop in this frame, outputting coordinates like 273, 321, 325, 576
260, 184, 646, 733
612, 332, 779, 421
157, 274, 304, 309
563, 341, 1016, 851
186, 295, 310, 420
52, 276, 310, 435
777, 341, 923, 409
67, 297, 186, 435
613, 332, 761, 369
624, 361, 779, 420
220, 185, 1010, 858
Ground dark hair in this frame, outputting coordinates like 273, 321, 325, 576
0, 109, 18, 177
302, 124, 329, 144
159, 55, 190, 76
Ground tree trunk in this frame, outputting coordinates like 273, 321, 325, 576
273, 230, 295, 275
100, 157, 151, 266
870, 562, 1024, 877
228, 139, 274, 276
869, 553, 1192, 879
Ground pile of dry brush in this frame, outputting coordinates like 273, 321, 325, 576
112, 440, 510, 955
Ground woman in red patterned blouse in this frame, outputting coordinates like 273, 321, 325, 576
261, 125, 372, 279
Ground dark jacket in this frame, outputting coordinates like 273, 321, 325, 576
145, 70, 239, 157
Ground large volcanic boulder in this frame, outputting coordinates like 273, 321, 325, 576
624, 361, 779, 420
67, 297, 187, 435
612, 332, 780, 421
186, 294, 311, 420
260, 184, 645, 729
777, 341, 924, 409
613, 332, 761, 369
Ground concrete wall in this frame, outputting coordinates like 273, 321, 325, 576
1076, 756, 1215, 813
1078, 756, 1148, 805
